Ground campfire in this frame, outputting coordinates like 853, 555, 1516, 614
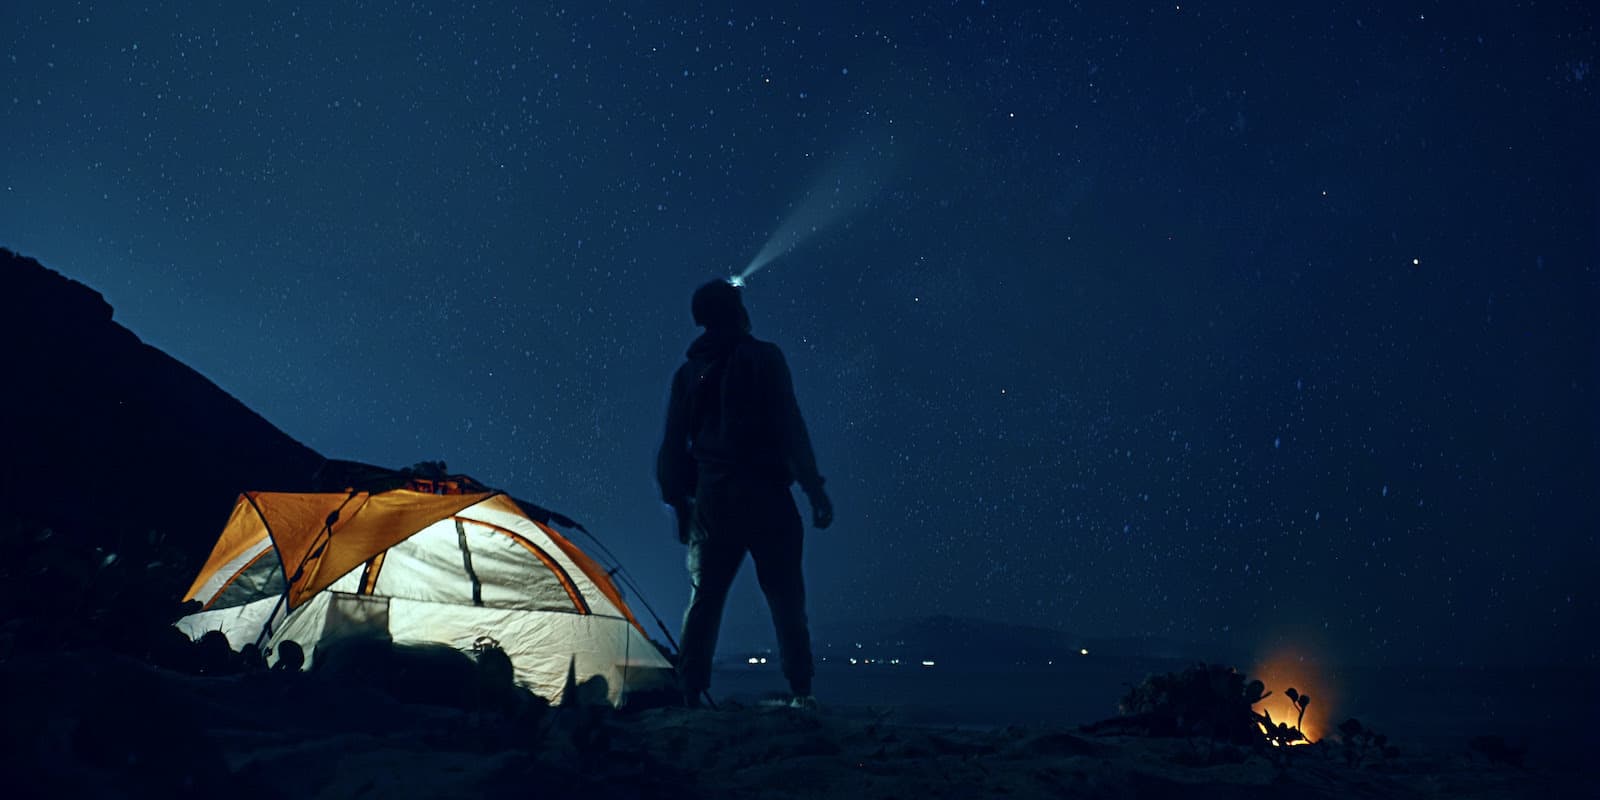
1252, 649, 1330, 745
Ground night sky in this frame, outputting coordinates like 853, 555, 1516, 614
4, 2, 1594, 668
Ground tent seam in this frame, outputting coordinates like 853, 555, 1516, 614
452, 516, 590, 615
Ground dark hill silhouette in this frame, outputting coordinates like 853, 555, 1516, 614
814, 614, 1223, 667
0, 248, 325, 558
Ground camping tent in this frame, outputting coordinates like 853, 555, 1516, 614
175, 482, 674, 705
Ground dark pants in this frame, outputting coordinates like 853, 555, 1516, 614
678, 474, 814, 696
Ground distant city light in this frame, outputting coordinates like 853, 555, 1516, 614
1080, 648, 1090, 655
921, 660, 936, 667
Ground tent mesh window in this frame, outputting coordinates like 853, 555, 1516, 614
211, 551, 286, 609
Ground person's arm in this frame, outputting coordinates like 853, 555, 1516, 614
770, 346, 832, 528
655, 367, 696, 508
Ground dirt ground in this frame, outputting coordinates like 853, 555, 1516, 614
1, 650, 1586, 800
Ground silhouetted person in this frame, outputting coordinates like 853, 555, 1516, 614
658, 278, 833, 708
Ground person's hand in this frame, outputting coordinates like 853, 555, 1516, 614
671, 501, 694, 545
806, 487, 834, 530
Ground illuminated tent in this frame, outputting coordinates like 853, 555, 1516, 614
175, 479, 674, 705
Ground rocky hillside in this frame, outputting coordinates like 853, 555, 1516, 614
0, 248, 325, 560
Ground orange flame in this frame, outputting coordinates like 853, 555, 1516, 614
1251, 649, 1332, 744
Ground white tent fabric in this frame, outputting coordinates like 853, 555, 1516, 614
177, 492, 674, 706
175, 596, 280, 652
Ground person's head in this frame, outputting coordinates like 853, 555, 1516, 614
691, 278, 750, 332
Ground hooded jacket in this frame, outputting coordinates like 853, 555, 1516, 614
656, 328, 824, 505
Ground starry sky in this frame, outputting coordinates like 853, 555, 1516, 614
3, 2, 1595, 667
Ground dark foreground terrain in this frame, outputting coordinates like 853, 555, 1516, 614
0, 646, 1586, 800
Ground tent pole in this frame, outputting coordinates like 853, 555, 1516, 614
253, 593, 287, 650
571, 527, 681, 655
253, 489, 359, 654
646, 604, 681, 654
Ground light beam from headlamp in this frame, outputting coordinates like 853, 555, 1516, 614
733, 136, 893, 287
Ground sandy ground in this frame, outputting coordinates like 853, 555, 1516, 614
0, 651, 1587, 800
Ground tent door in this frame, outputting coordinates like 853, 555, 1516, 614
324, 591, 391, 641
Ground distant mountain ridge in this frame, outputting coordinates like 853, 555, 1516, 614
809, 614, 1225, 667
0, 248, 326, 562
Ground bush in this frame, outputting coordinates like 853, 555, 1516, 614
1084, 663, 1270, 745
0, 518, 198, 663
1082, 662, 1325, 755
